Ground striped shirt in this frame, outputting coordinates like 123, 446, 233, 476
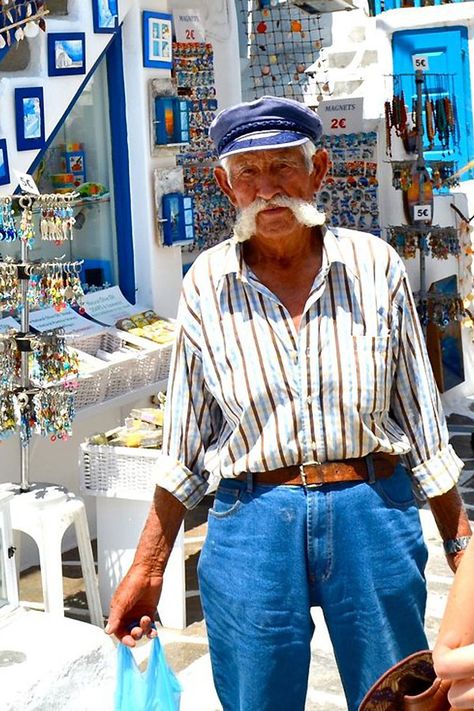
156, 226, 463, 509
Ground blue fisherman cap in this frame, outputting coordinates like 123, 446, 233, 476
209, 95, 323, 159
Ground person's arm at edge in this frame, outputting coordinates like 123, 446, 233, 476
433, 536, 474, 708
105, 486, 186, 647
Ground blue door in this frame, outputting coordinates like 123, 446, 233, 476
392, 27, 473, 180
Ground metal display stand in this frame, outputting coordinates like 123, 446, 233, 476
0, 190, 103, 624
0, 192, 79, 491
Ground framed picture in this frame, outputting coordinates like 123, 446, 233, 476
63, 150, 86, 182
0, 139, 10, 186
92, 0, 118, 33
15, 87, 46, 151
47, 32, 86, 76
142, 11, 173, 69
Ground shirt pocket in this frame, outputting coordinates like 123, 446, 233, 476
345, 335, 392, 415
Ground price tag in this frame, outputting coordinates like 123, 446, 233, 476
413, 55, 429, 71
14, 170, 40, 195
414, 204, 432, 222
319, 97, 364, 135
83, 286, 148, 326
172, 9, 205, 43
29, 306, 104, 335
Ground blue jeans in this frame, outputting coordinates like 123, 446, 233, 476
197, 464, 429, 711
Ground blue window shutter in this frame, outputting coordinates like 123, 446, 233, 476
392, 27, 473, 180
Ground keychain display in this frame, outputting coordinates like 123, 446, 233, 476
385, 73, 458, 157
11, 386, 75, 446
0, 328, 79, 386
0, 196, 17, 241
391, 161, 459, 191
317, 132, 380, 235
0, 259, 21, 312
387, 226, 460, 260
415, 292, 468, 329
38, 193, 76, 242
0, 192, 76, 243
0, 259, 85, 314
0, 190, 81, 461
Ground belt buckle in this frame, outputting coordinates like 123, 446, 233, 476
299, 460, 323, 489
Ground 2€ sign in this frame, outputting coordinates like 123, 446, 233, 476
319, 98, 364, 135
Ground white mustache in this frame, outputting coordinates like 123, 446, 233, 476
233, 196, 326, 243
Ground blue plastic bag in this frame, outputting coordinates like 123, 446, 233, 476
114, 637, 182, 711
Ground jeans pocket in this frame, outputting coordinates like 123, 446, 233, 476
374, 465, 416, 509
208, 482, 244, 519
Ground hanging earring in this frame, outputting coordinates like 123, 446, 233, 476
0, 197, 17, 241
18, 195, 34, 245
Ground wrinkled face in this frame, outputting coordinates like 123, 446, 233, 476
214, 146, 328, 240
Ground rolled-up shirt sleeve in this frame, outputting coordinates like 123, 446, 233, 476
390, 271, 464, 498
154, 288, 223, 509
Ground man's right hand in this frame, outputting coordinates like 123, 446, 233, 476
105, 564, 163, 647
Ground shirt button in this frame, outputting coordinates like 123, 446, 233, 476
306, 396, 312, 405
306, 348, 311, 358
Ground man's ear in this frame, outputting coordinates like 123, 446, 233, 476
214, 166, 239, 206
311, 149, 329, 193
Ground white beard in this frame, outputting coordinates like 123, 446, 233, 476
233, 195, 326, 243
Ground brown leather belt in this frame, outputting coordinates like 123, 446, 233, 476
238, 453, 399, 487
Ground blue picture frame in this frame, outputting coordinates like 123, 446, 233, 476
0, 139, 10, 186
47, 32, 86, 77
142, 11, 173, 69
92, 0, 118, 34
15, 87, 46, 151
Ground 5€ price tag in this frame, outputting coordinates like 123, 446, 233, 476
413, 55, 429, 71
414, 204, 432, 222
14, 170, 40, 195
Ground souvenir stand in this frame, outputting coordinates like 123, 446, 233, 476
0, 189, 103, 625
384, 69, 471, 393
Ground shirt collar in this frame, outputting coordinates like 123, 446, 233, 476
218, 225, 360, 284
321, 226, 360, 281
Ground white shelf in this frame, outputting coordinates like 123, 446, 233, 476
74, 379, 168, 420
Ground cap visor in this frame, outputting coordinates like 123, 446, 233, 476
219, 130, 309, 158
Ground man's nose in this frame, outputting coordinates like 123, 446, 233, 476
255, 171, 281, 200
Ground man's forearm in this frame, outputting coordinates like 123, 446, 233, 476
428, 485, 471, 571
131, 485, 187, 577
428, 485, 471, 541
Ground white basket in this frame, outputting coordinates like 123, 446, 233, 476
37, 349, 110, 411
114, 329, 165, 389
72, 349, 110, 410
156, 342, 173, 382
69, 328, 145, 400
79, 442, 162, 500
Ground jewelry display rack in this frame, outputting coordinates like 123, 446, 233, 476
0, 190, 81, 492
385, 70, 467, 333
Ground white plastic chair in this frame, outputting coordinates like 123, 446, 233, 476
2, 482, 103, 627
